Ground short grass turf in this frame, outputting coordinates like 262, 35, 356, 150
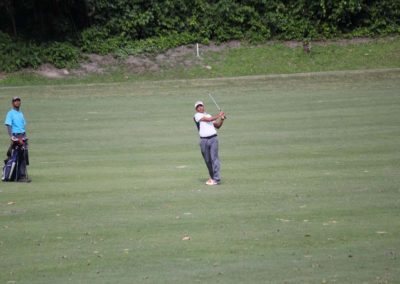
0, 70, 399, 283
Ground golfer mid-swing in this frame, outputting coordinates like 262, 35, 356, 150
194, 101, 225, 185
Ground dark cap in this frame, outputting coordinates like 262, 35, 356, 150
12, 96, 21, 102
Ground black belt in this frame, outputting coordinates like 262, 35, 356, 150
12, 133, 25, 136
200, 134, 217, 139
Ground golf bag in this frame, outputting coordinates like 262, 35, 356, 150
2, 138, 28, 182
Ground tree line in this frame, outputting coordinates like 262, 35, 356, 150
0, 0, 399, 71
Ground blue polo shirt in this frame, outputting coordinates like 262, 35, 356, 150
4, 108, 26, 134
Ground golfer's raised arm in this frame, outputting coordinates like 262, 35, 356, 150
200, 111, 225, 122
213, 115, 225, 129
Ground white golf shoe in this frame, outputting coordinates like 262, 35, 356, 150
205, 179, 218, 186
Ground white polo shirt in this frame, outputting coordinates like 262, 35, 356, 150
194, 112, 217, 138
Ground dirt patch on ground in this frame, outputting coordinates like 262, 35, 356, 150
35, 64, 71, 78
28, 41, 243, 78
70, 54, 118, 76
25, 38, 377, 79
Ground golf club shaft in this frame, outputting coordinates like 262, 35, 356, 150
208, 93, 227, 119
208, 93, 221, 111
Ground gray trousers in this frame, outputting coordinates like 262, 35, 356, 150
199, 136, 220, 182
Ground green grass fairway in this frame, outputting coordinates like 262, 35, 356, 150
1, 70, 399, 283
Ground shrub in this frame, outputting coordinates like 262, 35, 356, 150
0, 32, 42, 72
42, 42, 80, 68
81, 27, 125, 54
118, 32, 200, 57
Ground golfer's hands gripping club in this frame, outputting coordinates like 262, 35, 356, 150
218, 111, 226, 120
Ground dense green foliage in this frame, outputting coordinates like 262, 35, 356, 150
0, 0, 399, 71
80, 29, 204, 56
0, 32, 41, 72
42, 42, 80, 69
2, 0, 399, 41
0, 32, 80, 72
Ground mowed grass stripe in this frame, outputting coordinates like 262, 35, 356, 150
0, 72, 399, 283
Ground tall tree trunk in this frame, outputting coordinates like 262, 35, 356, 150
82, 0, 90, 26
34, 0, 46, 38
5, 1, 17, 37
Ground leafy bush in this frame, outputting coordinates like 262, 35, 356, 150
42, 42, 80, 68
0, 32, 42, 72
0, 32, 80, 72
119, 32, 200, 56
0, 31, 12, 45
81, 27, 125, 54
2, 1, 400, 43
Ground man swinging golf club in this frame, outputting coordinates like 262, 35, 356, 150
194, 100, 226, 185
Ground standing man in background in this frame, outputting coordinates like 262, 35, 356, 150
4, 97, 30, 182
194, 101, 225, 185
